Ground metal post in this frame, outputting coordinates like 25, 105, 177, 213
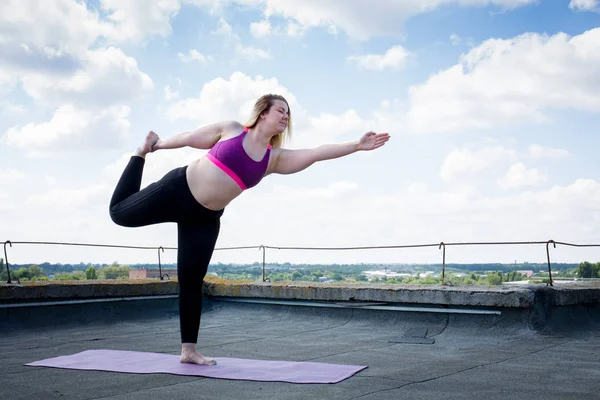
260, 246, 269, 282
439, 242, 446, 285
546, 240, 555, 287
158, 246, 164, 281
3, 240, 12, 284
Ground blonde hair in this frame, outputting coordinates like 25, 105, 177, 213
245, 94, 292, 148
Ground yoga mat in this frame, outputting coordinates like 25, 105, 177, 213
25, 349, 367, 384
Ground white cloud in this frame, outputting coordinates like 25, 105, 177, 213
211, 18, 239, 39
0, 193, 15, 212
528, 144, 570, 160
348, 46, 411, 70
0, 0, 108, 90
260, 0, 536, 40
177, 49, 215, 64
499, 162, 547, 189
404, 28, 600, 134
209, 18, 271, 62
285, 22, 307, 37
20, 47, 153, 109
307, 110, 364, 145
27, 184, 112, 209
185, 0, 533, 41
450, 34, 462, 45
440, 146, 517, 181
0, 101, 26, 116
164, 71, 367, 147
272, 181, 360, 199
213, 176, 600, 264
250, 20, 272, 38
569, 0, 599, 12
0, 0, 106, 56
235, 44, 272, 62
248, 19, 307, 39
2, 104, 131, 155
165, 71, 303, 128
0, 168, 26, 184
100, 0, 181, 43
164, 85, 180, 101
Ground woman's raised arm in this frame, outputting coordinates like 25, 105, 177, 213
269, 131, 390, 175
153, 120, 242, 151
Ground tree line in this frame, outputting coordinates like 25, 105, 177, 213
1, 258, 598, 284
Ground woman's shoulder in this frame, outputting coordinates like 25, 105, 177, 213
220, 120, 246, 139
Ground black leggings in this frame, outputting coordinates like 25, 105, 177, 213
109, 156, 223, 344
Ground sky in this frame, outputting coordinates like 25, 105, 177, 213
1, 0, 599, 268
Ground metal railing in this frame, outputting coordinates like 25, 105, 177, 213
3, 239, 599, 287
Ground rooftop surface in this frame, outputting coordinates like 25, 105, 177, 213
2, 281, 600, 399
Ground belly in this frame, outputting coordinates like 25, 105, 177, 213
185, 157, 244, 211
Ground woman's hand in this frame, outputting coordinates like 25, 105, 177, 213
357, 131, 390, 151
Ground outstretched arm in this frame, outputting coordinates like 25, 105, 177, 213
270, 131, 389, 175
152, 120, 240, 151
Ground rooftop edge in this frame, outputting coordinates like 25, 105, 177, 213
1, 279, 599, 308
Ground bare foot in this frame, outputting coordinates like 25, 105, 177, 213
180, 349, 217, 366
134, 131, 159, 158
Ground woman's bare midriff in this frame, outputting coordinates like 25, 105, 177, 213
185, 157, 244, 211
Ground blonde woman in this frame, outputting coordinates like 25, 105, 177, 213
109, 94, 390, 366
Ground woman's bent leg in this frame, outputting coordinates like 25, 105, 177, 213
109, 156, 180, 227
177, 220, 221, 365
109, 155, 145, 211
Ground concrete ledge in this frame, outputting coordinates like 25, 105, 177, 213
547, 285, 600, 306
1, 280, 599, 309
0, 280, 178, 303
203, 281, 535, 308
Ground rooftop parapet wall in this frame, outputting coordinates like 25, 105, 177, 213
0, 280, 179, 303
204, 281, 535, 308
1, 279, 599, 308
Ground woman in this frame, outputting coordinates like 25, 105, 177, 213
109, 94, 390, 366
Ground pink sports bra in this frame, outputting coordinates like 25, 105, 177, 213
206, 127, 271, 190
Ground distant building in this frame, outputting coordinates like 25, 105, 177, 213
517, 270, 534, 277
129, 268, 178, 280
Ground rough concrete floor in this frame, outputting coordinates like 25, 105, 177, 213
1, 298, 600, 400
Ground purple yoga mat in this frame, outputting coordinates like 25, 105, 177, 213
25, 349, 367, 384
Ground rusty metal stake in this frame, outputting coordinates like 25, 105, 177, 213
158, 246, 164, 281
546, 240, 555, 287
439, 242, 446, 285
259, 245, 269, 282
3, 240, 12, 284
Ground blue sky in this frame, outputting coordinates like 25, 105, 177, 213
1, 0, 599, 267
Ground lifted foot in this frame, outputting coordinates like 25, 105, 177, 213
135, 131, 159, 158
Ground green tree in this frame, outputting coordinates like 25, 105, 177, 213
0, 258, 6, 281
71, 271, 86, 280
487, 273, 502, 285
577, 262, 594, 278
14, 267, 30, 280
99, 262, 130, 279
85, 266, 98, 280
28, 265, 45, 280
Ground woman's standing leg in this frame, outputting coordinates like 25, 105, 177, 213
177, 219, 221, 365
